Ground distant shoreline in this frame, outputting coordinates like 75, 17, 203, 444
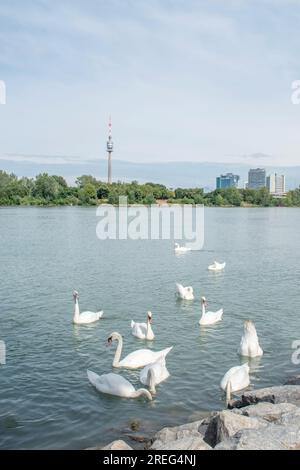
1, 170, 300, 207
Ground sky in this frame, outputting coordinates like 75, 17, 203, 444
1, 0, 300, 167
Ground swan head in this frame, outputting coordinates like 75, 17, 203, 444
187, 287, 193, 293
147, 311, 153, 323
73, 290, 79, 301
201, 296, 208, 306
107, 332, 121, 345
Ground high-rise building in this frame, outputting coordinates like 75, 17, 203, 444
248, 168, 266, 189
266, 173, 286, 195
106, 117, 113, 184
216, 173, 240, 189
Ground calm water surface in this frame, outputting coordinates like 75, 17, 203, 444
0, 207, 300, 449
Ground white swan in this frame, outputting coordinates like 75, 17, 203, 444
220, 363, 250, 402
238, 320, 263, 358
87, 370, 152, 400
107, 332, 173, 369
176, 283, 194, 300
73, 291, 103, 325
131, 311, 155, 340
174, 243, 191, 253
140, 356, 170, 395
199, 297, 223, 325
208, 261, 226, 271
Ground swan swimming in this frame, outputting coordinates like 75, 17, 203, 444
131, 311, 155, 340
140, 356, 170, 395
87, 370, 152, 400
174, 243, 191, 253
238, 320, 263, 358
199, 297, 223, 325
73, 291, 103, 325
176, 283, 194, 300
107, 332, 173, 369
220, 363, 250, 402
208, 261, 226, 272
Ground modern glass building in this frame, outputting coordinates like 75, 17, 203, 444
216, 173, 240, 189
248, 168, 266, 189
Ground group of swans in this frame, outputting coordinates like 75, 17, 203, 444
220, 320, 263, 401
176, 284, 223, 326
87, 325, 172, 400
174, 243, 226, 273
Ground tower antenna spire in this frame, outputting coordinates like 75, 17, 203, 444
106, 116, 113, 184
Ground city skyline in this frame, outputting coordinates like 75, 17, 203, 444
1, 1, 300, 166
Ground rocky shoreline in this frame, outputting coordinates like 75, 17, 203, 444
91, 377, 300, 451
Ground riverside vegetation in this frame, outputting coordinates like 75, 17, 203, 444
1, 170, 300, 207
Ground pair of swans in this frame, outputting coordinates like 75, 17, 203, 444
73, 291, 103, 325
174, 243, 191, 253
208, 261, 226, 272
131, 312, 155, 340
87, 332, 172, 400
220, 321, 263, 401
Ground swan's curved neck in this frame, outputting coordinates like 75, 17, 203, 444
147, 368, 156, 394
133, 388, 152, 400
113, 335, 123, 367
74, 298, 80, 321
201, 303, 206, 317
226, 380, 232, 405
146, 319, 154, 339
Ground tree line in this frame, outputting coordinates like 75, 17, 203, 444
1, 170, 300, 207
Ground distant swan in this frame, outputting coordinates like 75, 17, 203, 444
131, 311, 155, 340
107, 332, 173, 369
199, 296, 223, 325
87, 370, 152, 401
73, 291, 103, 325
208, 261, 226, 271
174, 243, 191, 253
238, 320, 263, 358
220, 363, 250, 402
140, 356, 170, 395
176, 283, 194, 300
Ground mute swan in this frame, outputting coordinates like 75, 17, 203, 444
174, 243, 191, 253
220, 363, 250, 402
140, 356, 170, 395
131, 311, 155, 340
87, 370, 152, 401
199, 297, 223, 325
208, 261, 226, 272
73, 291, 103, 325
107, 332, 173, 369
238, 320, 263, 358
176, 283, 194, 300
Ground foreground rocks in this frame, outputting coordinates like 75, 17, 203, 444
94, 385, 300, 451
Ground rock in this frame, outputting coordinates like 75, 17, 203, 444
229, 385, 300, 409
101, 440, 133, 450
215, 419, 300, 450
204, 410, 265, 448
150, 420, 211, 450
152, 436, 211, 450
232, 402, 298, 423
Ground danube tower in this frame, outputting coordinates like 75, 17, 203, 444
106, 117, 113, 184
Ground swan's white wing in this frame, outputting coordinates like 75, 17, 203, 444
220, 364, 249, 392
176, 283, 185, 297
119, 349, 158, 368
87, 371, 135, 397
78, 310, 102, 324
131, 322, 147, 339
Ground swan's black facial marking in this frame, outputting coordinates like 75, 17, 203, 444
107, 336, 112, 345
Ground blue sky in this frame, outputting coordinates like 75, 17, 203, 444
1, 0, 300, 166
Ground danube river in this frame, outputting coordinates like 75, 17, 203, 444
0, 207, 300, 449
